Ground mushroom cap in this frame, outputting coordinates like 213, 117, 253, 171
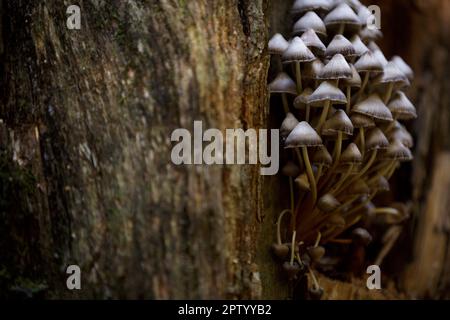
294, 87, 314, 109
344, 64, 362, 87
319, 53, 352, 80
318, 194, 341, 212
308, 81, 347, 106
359, 26, 383, 42
282, 37, 316, 63
391, 56, 414, 80
340, 142, 362, 164
303, 59, 325, 79
354, 51, 384, 73
293, 11, 327, 37
285, 121, 323, 148
374, 176, 390, 192
382, 140, 413, 161
325, 34, 356, 58
295, 173, 311, 191
312, 145, 333, 166
373, 49, 389, 67
324, 3, 361, 27
291, 0, 333, 16
282, 161, 301, 177
351, 35, 369, 56
352, 94, 393, 121
350, 113, 375, 128
322, 109, 354, 136
374, 62, 410, 87
365, 127, 389, 150
357, 5, 372, 25
352, 227, 372, 246
268, 33, 289, 55
327, 214, 346, 228
280, 112, 300, 139
388, 91, 417, 120
301, 29, 326, 56
268, 72, 298, 95
389, 126, 413, 148
349, 179, 370, 195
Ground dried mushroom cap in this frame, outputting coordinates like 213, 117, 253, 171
319, 53, 352, 80
359, 26, 383, 42
374, 62, 410, 87
382, 140, 413, 161
324, 3, 361, 26
268, 33, 289, 55
352, 94, 393, 121
285, 121, 323, 148
282, 37, 316, 63
354, 51, 384, 73
322, 109, 354, 136
344, 64, 362, 87
282, 161, 301, 177
340, 142, 362, 164
318, 194, 341, 212
365, 127, 389, 150
280, 113, 300, 139
293, 11, 327, 37
389, 126, 413, 148
301, 29, 326, 56
312, 146, 333, 166
350, 35, 369, 57
303, 59, 325, 79
308, 81, 347, 105
348, 179, 370, 195
269, 72, 298, 95
391, 56, 414, 80
325, 34, 356, 58
350, 113, 375, 128
295, 173, 311, 191
291, 0, 333, 16
294, 88, 314, 109
388, 91, 417, 120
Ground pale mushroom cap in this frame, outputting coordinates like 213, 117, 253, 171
354, 51, 384, 73
357, 5, 372, 25
280, 112, 300, 139
319, 53, 352, 80
294, 87, 314, 109
293, 11, 327, 37
291, 0, 333, 16
373, 49, 389, 67
303, 59, 324, 79
352, 94, 393, 121
350, 113, 375, 128
325, 34, 356, 58
388, 91, 417, 120
308, 81, 347, 105
318, 194, 341, 212
285, 121, 323, 148
322, 109, 354, 136
282, 37, 316, 63
344, 64, 362, 87
365, 127, 389, 150
359, 26, 383, 42
374, 62, 409, 87
268, 72, 298, 95
391, 56, 414, 80
301, 29, 326, 56
295, 173, 311, 191
389, 126, 413, 148
350, 35, 369, 56
324, 3, 361, 26
268, 33, 289, 55
382, 140, 413, 161
312, 145, 333, 166
340, 142, 362, 164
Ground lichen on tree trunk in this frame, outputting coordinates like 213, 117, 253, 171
0, 0, 292, 299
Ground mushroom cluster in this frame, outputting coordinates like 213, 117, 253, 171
268, 0, 415, 299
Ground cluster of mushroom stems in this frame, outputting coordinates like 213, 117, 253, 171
268, 0, 416, 298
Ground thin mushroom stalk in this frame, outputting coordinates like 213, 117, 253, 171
302, 146, 317, 205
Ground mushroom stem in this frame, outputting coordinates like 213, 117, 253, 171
316, 100, 330, 132
357, 72, 370, 101
346, 86, 351, 114
281, 93, 290, 114
386, 161, 399, 179
308, 267, 320, 290
367, 160, 395, 185
328, 238, 352, 244
374, 207, 400, 215
315, 164, 324, 181
302, 146, 317, 205
295, 61, 303, 94
276, 209, 291, 245
318, 132, 342, 190
338, 149, 378, 195
306, 104, 311, 122
330, 164, 353, 195
359, 127, 366, 158
290, 230, 297, 265
314, 231, 322, 247
338, 23, 345, 35
384, 82, 394, 104
289, 177, 295, 227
